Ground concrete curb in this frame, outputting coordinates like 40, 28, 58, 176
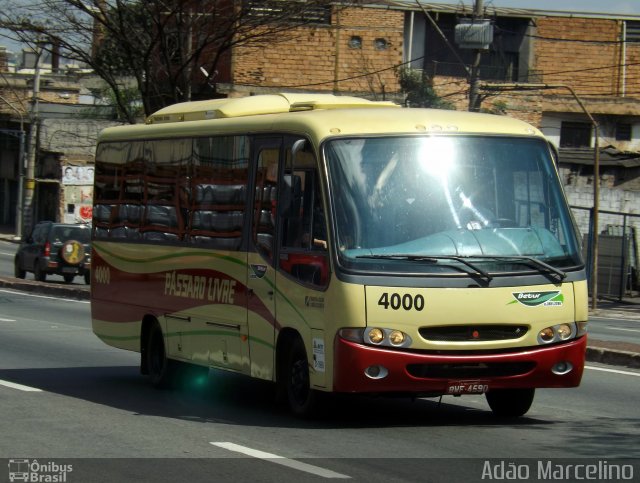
586, 347, 640, 369
0, 278, 89, 301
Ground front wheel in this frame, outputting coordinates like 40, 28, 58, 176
285, 337, 319, 417
63, 274, 75, 284
486, 388, 535, 418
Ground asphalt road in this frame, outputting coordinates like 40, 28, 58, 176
589, 316, 640, 344
0, 289, 639, 482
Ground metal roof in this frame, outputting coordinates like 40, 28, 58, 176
378, 1, 640, 21
559, 146, 640, 168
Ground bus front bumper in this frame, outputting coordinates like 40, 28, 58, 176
333, 336, 587, 394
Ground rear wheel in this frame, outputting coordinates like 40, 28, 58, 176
486, 388, 535, 418
34, 262, 46, 282
14, 258, 25, 279
146, 323, 179, 388
285, 336, 319, 417
84, 272, 91, 285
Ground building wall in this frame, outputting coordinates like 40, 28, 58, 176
39, 116, 119, 224
232, 6, 403, 98
626, 26, 640, 98
534, 17, 622, 94
561, 166, 640, 274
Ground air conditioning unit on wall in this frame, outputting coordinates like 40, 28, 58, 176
455, 19, 494, 50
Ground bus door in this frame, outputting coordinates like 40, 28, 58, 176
276, 139, 330, 388
247, 137, 282, 380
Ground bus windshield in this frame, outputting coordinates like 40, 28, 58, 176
325, 135, 583, 275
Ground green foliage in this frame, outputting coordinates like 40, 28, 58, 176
480, 100, 508, 115
396, 67, 454, 109
98, 85, 144, 122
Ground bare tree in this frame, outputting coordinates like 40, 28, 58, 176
0, 0, 343, 123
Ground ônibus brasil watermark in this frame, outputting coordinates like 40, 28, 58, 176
8, 459, 72, 482
482, 460, 635, 481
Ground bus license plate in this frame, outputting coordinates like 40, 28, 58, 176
447, 380, 489, 395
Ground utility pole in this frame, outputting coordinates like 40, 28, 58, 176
468, 0, 484, 111
24, 43, 44, 234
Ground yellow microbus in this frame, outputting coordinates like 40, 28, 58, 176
91, 93, 587, 417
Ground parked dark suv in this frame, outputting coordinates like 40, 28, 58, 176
14, 222, 91, 284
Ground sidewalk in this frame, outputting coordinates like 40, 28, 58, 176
586, 296, 640, 368
1, 226, 639, 368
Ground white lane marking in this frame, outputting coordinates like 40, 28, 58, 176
0, 317, 16, 322
210, 442, 350, 479
586, 366, 640, 377
0, 251, 16, 256
0, 289, 89, 304
0, 379, 42, 392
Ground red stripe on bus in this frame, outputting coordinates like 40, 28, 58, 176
91, 250, 278, 329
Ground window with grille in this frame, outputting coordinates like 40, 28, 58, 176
626, 21, 640, 42
244, 0, 331, 25
560, 122, 591, 148
616, 123, 632, 141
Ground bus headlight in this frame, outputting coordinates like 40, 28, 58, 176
388, 330, 405, 346
364, 328, 412, 348
339, 327, 413, 348
537, 323, 578, 345
556, 324, 573, 340
539, 327, 555, 342
368, 328, 385, 345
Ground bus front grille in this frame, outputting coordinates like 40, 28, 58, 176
406, 361, 536, 379
419, 325, 528, 342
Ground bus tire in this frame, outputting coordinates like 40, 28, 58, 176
146, 323, 178, 389
285, 336, 319, 417
486, 388, 535, 418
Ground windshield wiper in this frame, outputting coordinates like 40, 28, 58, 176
466, 255, 567, 280
355, 254, 493, 282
